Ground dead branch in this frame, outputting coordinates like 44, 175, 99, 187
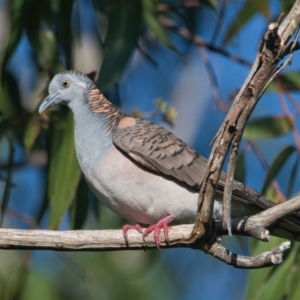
1, 1, 300, 270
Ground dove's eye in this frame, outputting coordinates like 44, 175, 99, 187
62, 80, 70, 88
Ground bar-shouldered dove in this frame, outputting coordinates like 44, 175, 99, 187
39, 70, 300, 246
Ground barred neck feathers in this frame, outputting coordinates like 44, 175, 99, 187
85, 87, 126, 130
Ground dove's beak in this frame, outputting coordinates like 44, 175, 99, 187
39, 93, 59, 114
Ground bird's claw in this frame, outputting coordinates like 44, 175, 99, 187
123, 216, 176, 248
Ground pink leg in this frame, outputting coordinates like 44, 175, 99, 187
143, 215, 177, 247
123, 224, 143, 244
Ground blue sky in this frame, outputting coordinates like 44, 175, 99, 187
1, 0, 300, 299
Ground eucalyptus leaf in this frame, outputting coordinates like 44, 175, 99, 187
261, 146, 295, 196
142, 0, 173, 49
48, 111, 81, 229
72, 176, 89, 230
97, 0, 142, 92
223, 1, 269, 45
23, 113, 41, 152
244, 116, 293, 140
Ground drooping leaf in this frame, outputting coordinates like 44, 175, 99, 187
96, 0, 142, 92
246, 237, 287, 300
29, 28, 59, 70
23, 113, 41, 152
1, 0, 30, 79
223, 1, 269, 45
0, 72, 22, 118
71, 175, 89, 230
290, 245, 300, 300
287, 156, 299, 198
141, 0, 173, 49
244, 116, 293, 140
202, 0, 217, 9
234, 151, 245, 183
247, 244, 296, 300
56, 0, 74, 69
48, 110, 81, 229
261, 145, 296, 196
0, 136, 14, 226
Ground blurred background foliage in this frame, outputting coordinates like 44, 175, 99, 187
1, 0, 300, 299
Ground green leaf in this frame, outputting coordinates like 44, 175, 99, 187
234, 151, 245, 183
48, 111, 81, 229
71, 176, 89, 230
223, 1, 269, 45
268, 72, 300, 92
282, 0, 296, 13
141, 0, 173, 48
244, 116, 293, 140
246, 237, 288, 300
290, 245, 300, 299
23, 113, 41, 152
261, 145, 295, 195
1, 0, 29, 78
248, 244, 297, 300
0, 72, 22, 118
22, 268, 59, 300
57, 0, 74, 69
1, 136, 14, 226
97, 0, 142, 92
287, 156, 299, 198
28, 29, 58, 69
202, 0, 217, 9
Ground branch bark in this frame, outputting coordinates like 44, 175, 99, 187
190, 0, 300, 244
1, 1, 300, 270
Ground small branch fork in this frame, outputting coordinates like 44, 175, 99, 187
1, 2, 300, 270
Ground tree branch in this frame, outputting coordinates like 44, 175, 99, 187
190, 0, 300, 244
1, 1, 300, 270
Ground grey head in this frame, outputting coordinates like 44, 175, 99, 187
39, 71, 96, 114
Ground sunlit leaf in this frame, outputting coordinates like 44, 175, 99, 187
244, 116, 293, 139
97, 0, 142, 92
223, 1, 269, 45
23, 113, 41, 152
261, 146, 295, 196
48, 110, 81, 229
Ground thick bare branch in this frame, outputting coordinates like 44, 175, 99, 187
1, 1, 300, 271
190, 0, 300, 243
0, 225, 193, 251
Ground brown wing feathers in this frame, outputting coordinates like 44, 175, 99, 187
112, 118, 206, 187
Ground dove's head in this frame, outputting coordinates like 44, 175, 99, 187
39, 71, 95, 114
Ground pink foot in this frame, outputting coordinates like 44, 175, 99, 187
123, 224, 143, 244
143, 215, 177, 247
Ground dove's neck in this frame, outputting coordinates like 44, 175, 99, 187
70, 98, 119, 173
